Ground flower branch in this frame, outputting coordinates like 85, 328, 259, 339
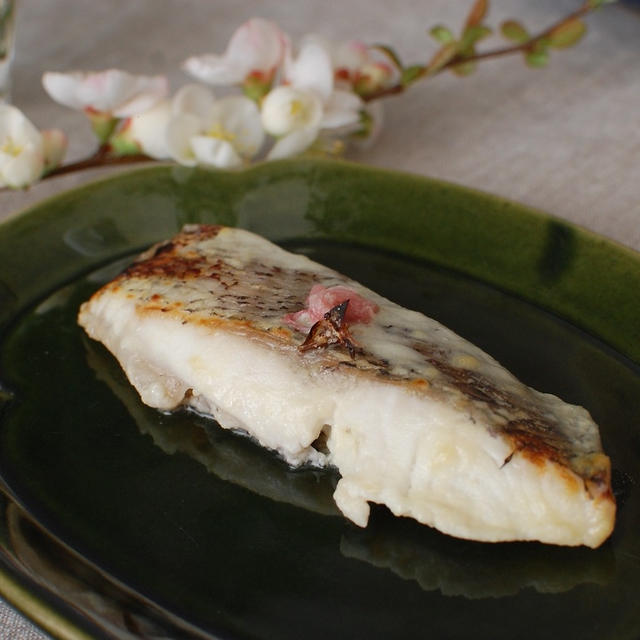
42, 146, 153, 180
0, 0, 618, 190
362, 0, 613, 102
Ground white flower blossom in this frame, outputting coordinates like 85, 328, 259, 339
183, 18, 288, 86
261, 36, 362, 159
0, 105, 66, 188
29, 22, 392, 175
113, 83, 250, 161
42, 69, 168, 117
165, 85, 264, 168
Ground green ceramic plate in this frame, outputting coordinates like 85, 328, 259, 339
0, 159, 639, 640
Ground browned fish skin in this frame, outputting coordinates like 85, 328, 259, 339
79, 224, 615, 546
105, 225, 611, 493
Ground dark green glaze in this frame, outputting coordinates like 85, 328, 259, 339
0, 160, 639, 639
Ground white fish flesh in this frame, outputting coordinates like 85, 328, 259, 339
78, 224, 615, 547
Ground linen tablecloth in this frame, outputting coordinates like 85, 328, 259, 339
1, 0, 639, 637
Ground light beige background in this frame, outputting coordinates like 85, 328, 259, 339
1, 0, 639, 637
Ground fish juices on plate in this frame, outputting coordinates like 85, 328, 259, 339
78, 224, 615, 548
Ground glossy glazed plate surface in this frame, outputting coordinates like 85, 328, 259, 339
0, 160, 639, 639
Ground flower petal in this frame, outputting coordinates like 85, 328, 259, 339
171, 84, 215, 121
0, 105, 45, 188
190, 135, 243, 168
0, 104, 44, 148
266, 126, 319, 160
286, 35, 334, 102
114, 74, 169, 117
333, 40, 369, 75
166, 112, 203, 166
0, 144, 44, 188
42, 70, 168, 116
321, 89, 362, 129
124, 100, 172, 159
225, 18, 287, 75
42, 72, 86, 111
183, 54, 246, 86
184, 18, 287, 86
211, 95, 264, 157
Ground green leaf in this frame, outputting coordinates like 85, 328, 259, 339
460, 24, 492, 51
373, 44, 404, 71
0, 3, 16, 47
548, 18, 587, 49
0, 1, 14, 24
430, 24, 455, 44
401, 64, 427, 86
351, 109, 373, 139
587, 0, 617, 8
425, 42, 459, 75
465, 0, 489, 28
525, 50, 549, 68
501, 19, 529, 44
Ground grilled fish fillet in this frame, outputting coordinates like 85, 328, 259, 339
78, 224, 615, 547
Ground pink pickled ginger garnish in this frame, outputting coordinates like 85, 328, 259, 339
283, 284, 379, 333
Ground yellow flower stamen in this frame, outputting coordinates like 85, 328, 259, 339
1, 138, 23, 157
289, 100, 304, 117
288, 99, 315, 125
206, 123, 235, 143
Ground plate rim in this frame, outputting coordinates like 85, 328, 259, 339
2, 158, 639, 363
0, 158, 638, 639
